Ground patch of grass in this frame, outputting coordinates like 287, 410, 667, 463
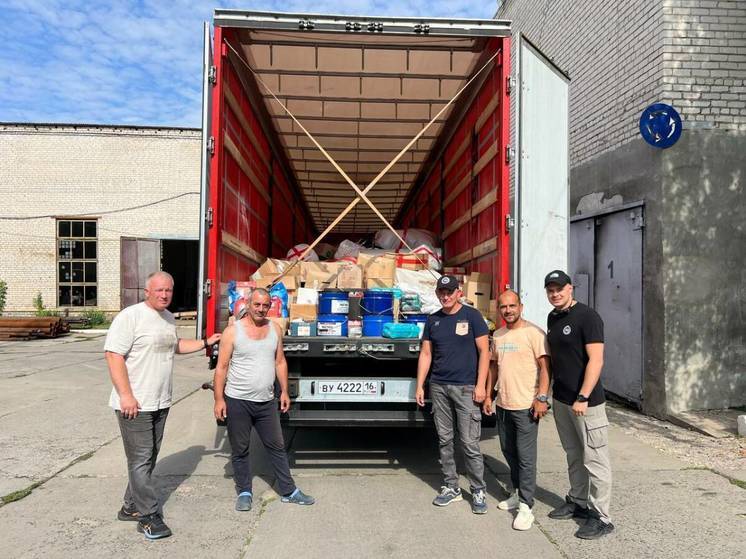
730, 478, 746, 490
1, 481, 42, 505
81, 309, 107, 326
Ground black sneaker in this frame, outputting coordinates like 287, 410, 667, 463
117, 505, 140, 522
137, 513, 172, 540
548, 496, 589, 520
575, 517, 615, 540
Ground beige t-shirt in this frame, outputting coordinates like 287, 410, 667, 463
105, 302, 178, 411
492, 321, 549, 410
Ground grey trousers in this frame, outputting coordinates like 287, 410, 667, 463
430, 383, 486, 491
497, 407, 538, 507
553, 400, 612, 521
116, 408, 169, 516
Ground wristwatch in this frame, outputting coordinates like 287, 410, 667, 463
576, 393, 589, 403
535, 394, 549, 403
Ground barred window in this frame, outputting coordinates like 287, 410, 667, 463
57, 219, 97, 307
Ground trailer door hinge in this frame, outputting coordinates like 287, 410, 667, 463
203, 279, 212, 298
206, 206, 214, 228
505, 145, 514, 164
505, 214, 515, 234
506, 76, 515, 95
207, 136, 215, 156
208, 65, 217, 85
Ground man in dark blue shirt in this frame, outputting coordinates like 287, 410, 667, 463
416, 275, 490, 514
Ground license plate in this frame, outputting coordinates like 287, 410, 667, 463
318, 380, 379, 395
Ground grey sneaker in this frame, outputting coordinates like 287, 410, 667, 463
433, 486, 463, 507
471, 489, 488, 514
281, 488, 315, 505
235, 491, 252, 511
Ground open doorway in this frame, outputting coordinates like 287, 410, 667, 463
161, 239, 199, 313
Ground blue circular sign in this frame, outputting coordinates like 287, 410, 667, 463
639, 103, 682, 149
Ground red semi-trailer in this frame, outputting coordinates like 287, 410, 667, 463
197, 10, 569, 426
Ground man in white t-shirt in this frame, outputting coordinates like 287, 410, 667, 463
484, 290, 550, 531
104, 271, 220, 540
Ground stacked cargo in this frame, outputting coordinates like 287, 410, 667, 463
227, 229, 495, 339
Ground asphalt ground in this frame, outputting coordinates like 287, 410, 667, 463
0, 330, 744, 558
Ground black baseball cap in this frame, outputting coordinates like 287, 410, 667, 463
436, 275, 460, 290
544, 270, 572, 287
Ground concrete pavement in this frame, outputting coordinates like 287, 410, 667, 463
0, 332, 744, 558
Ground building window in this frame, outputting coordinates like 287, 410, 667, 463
57, 219, 97, 307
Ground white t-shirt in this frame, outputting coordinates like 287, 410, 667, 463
105, 302, 178, 411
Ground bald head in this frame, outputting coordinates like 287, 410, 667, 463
498, 289, 521, 305
498, 289, 523, 327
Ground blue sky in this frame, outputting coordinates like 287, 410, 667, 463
1, 1, 497, 128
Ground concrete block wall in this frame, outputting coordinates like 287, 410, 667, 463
661, 0, 746, 130
0, 124, 201, 313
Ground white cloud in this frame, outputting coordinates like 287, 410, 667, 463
0, 0, 496, 127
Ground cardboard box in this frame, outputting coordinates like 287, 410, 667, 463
468, 271, 492, 284
366, 277, 395, 289
301, 261, 342, 289
358, 253, 396, 279
489, 299, 498, 322
289, 320, 317, 337
465, 279, 491, 313
337, 264, 363, 289
254, 258, 300, 280
269, 317, 289, 335
289, 303, 317, 322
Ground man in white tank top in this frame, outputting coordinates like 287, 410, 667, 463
213, 288, 314, 511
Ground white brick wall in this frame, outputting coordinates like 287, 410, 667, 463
0, 124, 201, 313
498, 0, 746, 165
661, 0, 746, 129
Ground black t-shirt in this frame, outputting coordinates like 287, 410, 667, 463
422, 305, 489, 385
546, 302, 605, 406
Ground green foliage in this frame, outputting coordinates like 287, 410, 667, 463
81, 309, 107, 326
33, 292, 58, 317
0, 280, 7, 315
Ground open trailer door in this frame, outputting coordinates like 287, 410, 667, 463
197, 21, 214, 339
513, 35, 570, 327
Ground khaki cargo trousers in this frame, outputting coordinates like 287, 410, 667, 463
553, 400, 612, 522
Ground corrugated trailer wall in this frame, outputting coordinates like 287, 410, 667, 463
400, 38, 511, 296
207, 27, 315, 335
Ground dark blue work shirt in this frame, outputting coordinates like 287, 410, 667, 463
422, 305, 489, 385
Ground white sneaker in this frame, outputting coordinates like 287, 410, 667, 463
497, 491, 519, 510
512, 502, 535, 531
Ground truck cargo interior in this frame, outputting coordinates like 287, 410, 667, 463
204, 12, 512, 337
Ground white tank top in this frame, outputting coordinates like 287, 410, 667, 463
225, 320, 278, 402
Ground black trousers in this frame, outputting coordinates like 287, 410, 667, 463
225, 395, 295, 496
497, 406, 539, 507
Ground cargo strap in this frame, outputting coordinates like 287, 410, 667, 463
224, 41, 499, 284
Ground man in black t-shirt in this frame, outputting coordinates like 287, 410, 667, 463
416, 275, 490, 514
544, 270, 614, 540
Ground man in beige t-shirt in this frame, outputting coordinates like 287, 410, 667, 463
484, 290, 550, 531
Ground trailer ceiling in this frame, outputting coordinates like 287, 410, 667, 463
216, 11, 510, 233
